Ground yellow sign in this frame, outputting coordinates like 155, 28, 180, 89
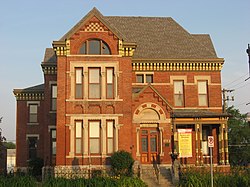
178, 129, 192, 158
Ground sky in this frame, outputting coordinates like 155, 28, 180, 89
0, 0, 250, 141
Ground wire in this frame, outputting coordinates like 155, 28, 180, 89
224, 73, 248, 87
233, 81, 250, 91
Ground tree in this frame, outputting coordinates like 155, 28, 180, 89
227, 106, 250, 166
0, 117, 6, 159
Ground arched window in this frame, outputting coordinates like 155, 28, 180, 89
79, 39, 111, 55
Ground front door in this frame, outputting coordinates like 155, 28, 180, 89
140, 128, 159, 163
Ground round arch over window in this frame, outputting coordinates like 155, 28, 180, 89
79, 39, 111, 55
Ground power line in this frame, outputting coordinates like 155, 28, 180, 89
224, 73, 248, 87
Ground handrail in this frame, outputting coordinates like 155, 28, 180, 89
152, 156, 161, 184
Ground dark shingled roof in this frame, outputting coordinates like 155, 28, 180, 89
43, 48, 57, 64
171, 109, 228, 118
105, 16, 217, 59
13, 84, 44, 94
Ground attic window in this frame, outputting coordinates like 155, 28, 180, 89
79, 39, 111, 55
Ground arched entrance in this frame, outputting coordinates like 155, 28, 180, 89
133, 103, 167, 164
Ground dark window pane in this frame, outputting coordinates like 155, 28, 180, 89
146, 75, 153, 83
102, 42, 111, 55
79, 42, 86, 54
75, 84, 83, 98
142, 137, 148, 152
89, 40, 100, 54
136, 75, 144, 83
150, 137, 157, 152
28, 137, 37, 159
107, 84, 113, 98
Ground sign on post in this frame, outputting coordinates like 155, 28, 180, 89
208, 136, 214, 147
208, 136, 214, 187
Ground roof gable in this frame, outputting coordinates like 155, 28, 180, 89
133, 84, 173, 111
60, 7, 125, 41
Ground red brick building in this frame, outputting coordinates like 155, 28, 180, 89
14, 8, 229, 170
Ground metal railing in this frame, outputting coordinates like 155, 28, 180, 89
152, 156, 161, 184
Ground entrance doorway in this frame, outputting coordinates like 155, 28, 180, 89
140, 128, 159, 164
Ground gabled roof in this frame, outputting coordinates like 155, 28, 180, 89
57, 8, 220, 59
133, 84, 173, 110
60, 7, 126, 41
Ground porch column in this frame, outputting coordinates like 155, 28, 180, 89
195, 123, 200, 165
136, 127, 140, 157
199, 124, 203, 165
224, 123, 229, 165
219, 124, 225, 165
159, 127, 164, 156
173, 123, 178, 153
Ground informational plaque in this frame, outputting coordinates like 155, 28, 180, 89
178, 129, 192, 158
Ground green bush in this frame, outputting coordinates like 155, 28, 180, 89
179, 167, 250, 187
110, 150, 135, 176
0, 175, 37, 187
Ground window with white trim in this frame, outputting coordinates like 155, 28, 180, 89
75, 68, 83, 99
51, 85, 57, 111
89, 68, 101, 99
136, 74, 153, 83
89, 121, 100, 154
29, 104, 38, 123
107, 121, 114, 154
106, 68, 114, 99
198, 81, 208, 106
174, 80, 184, 106
75, 121, 83, 154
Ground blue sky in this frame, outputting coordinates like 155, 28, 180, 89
0, 0, 250, 141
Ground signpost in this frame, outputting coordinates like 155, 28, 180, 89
208, 136, 214, 187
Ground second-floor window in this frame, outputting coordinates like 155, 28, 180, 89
75, 68, 83, 99
51, 85, 57, 111
106, 68, 114, 99
136, 74, 153, 83
89, 68, 101, 99
174, 81, 184, 106
29, 104, 38, 123
198, 81, 208, 106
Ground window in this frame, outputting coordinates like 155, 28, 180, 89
106, 68, 114, 99
28, 137, 38, 160
89, 68, 101, 99
107, 121, 114, 154
29, 104, 38, 123
75, 68, 83, 99
51, 129, 56, 155
146, 75, 153, 83
75, 121, 83, 154
51, 85, 57, 111
174, 81, 184, 106
136, 74, 153, 83
198, 81, 208, 106
89, 121, 100, 154
79, 39, 111, 55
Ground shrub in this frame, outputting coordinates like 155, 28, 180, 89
110, 150, 134, 176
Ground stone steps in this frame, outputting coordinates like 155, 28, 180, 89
141, 166, 175, 187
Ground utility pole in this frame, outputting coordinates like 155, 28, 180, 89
246, 44, 250, 81
222, 89, 234, 112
